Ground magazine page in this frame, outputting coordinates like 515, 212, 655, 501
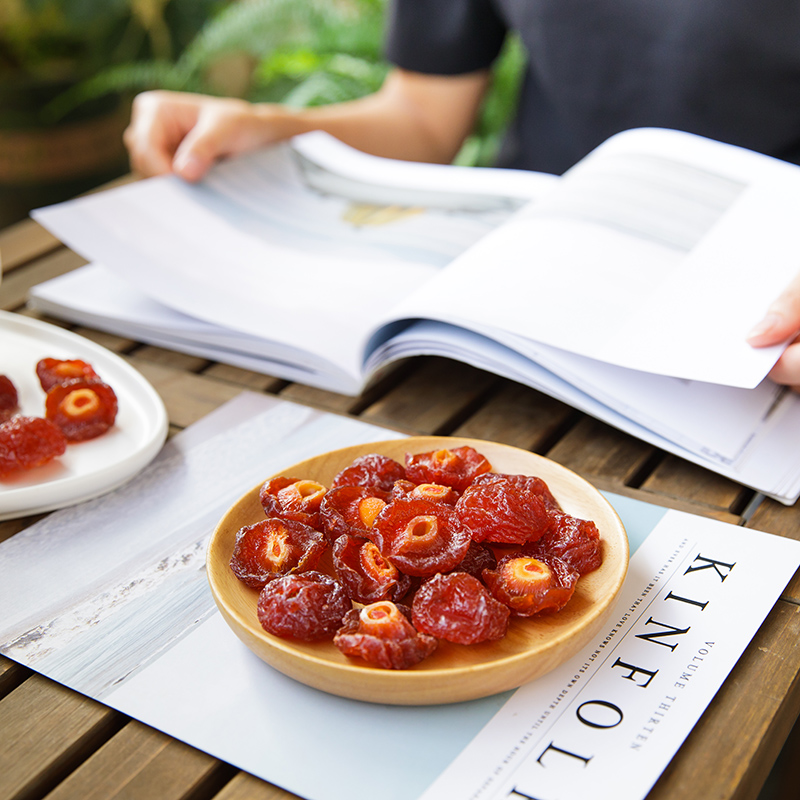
32, 133, 555, 389
379, 128, 800, 389
366, 321, 800, 503
2, 394, 797, 800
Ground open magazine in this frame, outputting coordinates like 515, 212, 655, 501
29, 128, 800, 502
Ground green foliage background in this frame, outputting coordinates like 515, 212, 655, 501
12, 0, 524, 166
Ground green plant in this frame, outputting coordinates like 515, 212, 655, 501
0, 0, 227, 125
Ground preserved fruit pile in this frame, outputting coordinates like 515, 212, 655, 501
0, 358, 118, 480
231, 445, 604, 669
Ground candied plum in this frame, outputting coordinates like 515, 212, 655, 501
331, 453, 406, 493
0, 375, 19, 423
36, 358, 100, 392
483, 554, 578, 616
258, 571, 351, 640
372, 496, 471, 577
527, 513, 603, 575
332, 534, 411, 604
44, 378, 118, 441
0, 415, 67, 477
453, 540, 497, 578
470, 472, 562, 513
319, 485, 387, 542
259, 476, 327, 528
408, 483, 459, 504
334, 601, 437, 669
230, 517, 326, 588
412, 572, 510, 645
456, 473, 554, 545
405, 446, 491, 492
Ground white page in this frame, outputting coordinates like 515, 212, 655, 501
382, 129, 798, 388
33, 136, 525, 387
367, 320, 800, 503
420, 509, 800, 800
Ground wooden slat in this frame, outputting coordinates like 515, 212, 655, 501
124, 358, 243, 430
279, 383, 361, 416
0, 674, 121, 800
546, 416, 656, 494
639, 454, 750, 516
0, 657, 28, 698
647, 600, 800, 800
746, 498, 800, 604
358, 357, 497, 434
453, 380, 578, 451
0, 248, 86, 310
214, 772, 302, 800
0, 218, 61, 273
202, 363, 287, 394
43, 720, 229, 800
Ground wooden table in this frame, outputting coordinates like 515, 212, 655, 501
2, 215, 800, 800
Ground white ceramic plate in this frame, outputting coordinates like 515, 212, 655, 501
0, 311, 168, 520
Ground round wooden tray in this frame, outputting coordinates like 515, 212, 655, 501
206, 436, 629, 705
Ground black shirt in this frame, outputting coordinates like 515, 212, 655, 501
385, 0, 800, 173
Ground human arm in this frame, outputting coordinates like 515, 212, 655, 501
746, 271, 800, 389
123, 67, 491, 181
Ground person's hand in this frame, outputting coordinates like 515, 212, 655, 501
747, 271, 800, 389
123, 90, 288, 182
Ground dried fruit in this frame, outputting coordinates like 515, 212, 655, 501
483, 554, 578, 616
319, 485, 387, 542
258, 571, 351, 640
412, 572, 510, 644
372, 496, 471, 577
452, 540, 497, 578
331, 453, 406, 493
259, 476, 327, 528
334, 601, 437, 669
405, 446, 491, 492
44, 378, 118, 441
332, 534, 411, 604
527, 513, 602, 576
456, 473, 554, 545
36, 358, 101, 392
0, 415, 67, 477
230, 517, 326, 589
0, 375, 19, 423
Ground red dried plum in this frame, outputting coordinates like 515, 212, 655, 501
412, 572, 509, 645
456, 473, 554, 545
319, 485, 387, 542
334, 601, 437, 669
258, 571, 350, 640
408, 483, 459, 504
331, 453, 406, 493
471, 472, 562, 513
36, 358, 101, 392
372, 496, 471, 577
230, 517, 326, 589
0, 375, 19, 423
405, 446, 491, 492
527, 513, 603, 576
259, 476, 326, 528
483, 554, 578, 616
453, 540, 497, 578
332, 534, 411, 604
0, 415, 67, 477
44, 378, 118, 441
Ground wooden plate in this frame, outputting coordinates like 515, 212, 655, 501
206, 436, 629, 705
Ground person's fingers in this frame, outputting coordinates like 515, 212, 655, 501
124, 91, 201, 177
747, 271, 800, 347
767, 336, 800, 389
171, 99, 253, 182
